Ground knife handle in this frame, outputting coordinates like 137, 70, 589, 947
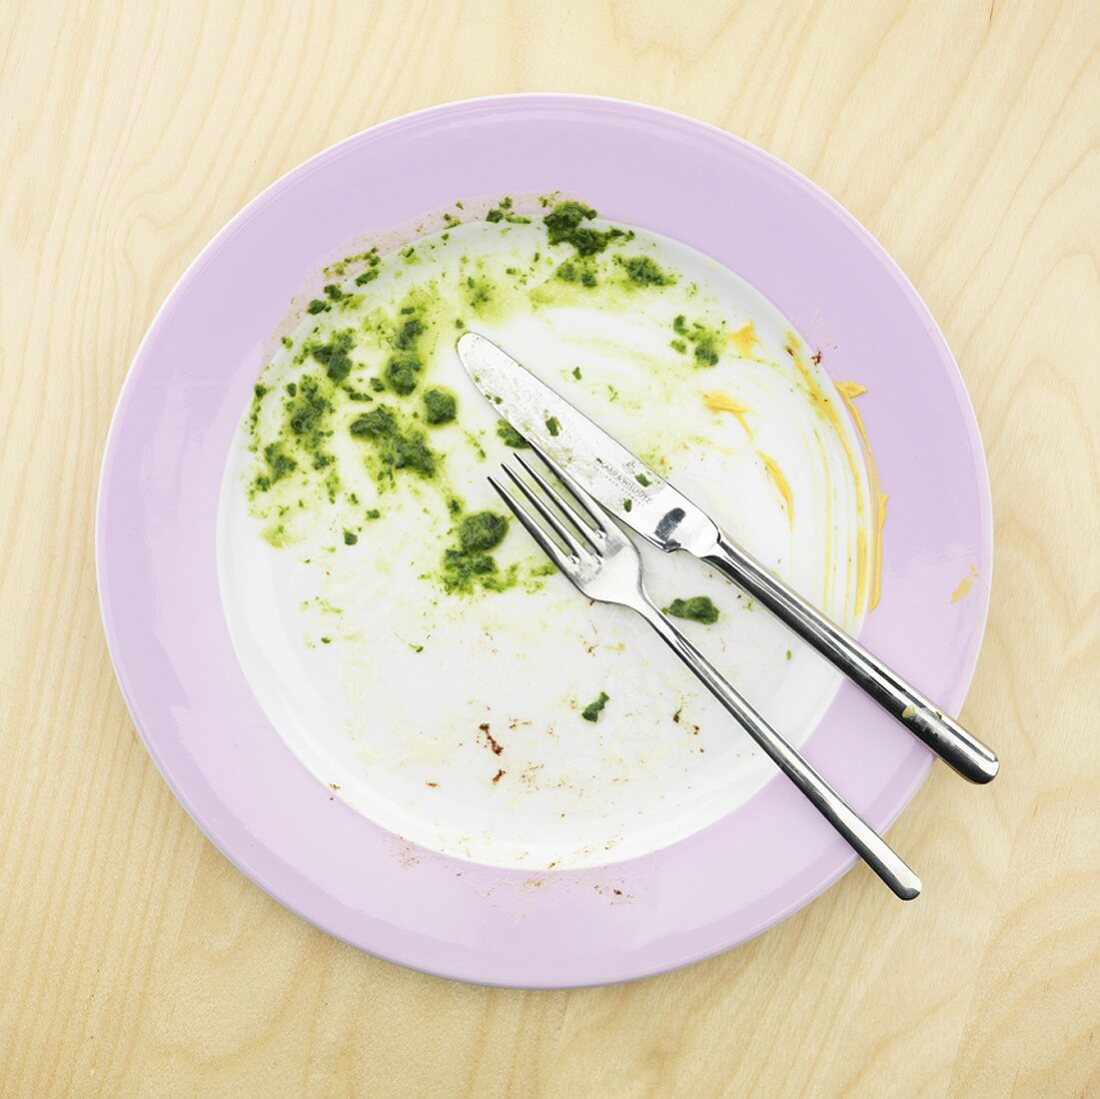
703, 533, 999, 784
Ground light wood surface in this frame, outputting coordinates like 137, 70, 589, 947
2, 1, 1097, 1095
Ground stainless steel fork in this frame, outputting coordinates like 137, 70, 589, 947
489, 444, 921, 900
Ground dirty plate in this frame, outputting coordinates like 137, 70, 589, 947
97, 95, 991, 987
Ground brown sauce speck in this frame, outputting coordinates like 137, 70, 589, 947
479, 723, 504, 754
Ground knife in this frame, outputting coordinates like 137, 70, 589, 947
456, 330, 999, 784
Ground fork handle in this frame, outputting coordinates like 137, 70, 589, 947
704, 534, 999, 784
639, 601, 921, 900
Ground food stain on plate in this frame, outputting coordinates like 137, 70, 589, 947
950, 563, 980, 603
217, 195, 881, 870
834, 377, 889, 611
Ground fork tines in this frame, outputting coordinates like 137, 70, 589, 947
489, 443, 610, 574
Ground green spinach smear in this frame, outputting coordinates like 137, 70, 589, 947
663, 596, 720, 624
543, 200, 625, 257
496, 420, 529, 448
349, 406, 396, 438
618, 255, 674, 286
581, 692, 610, 722
672, 314, 724, 367
458, 511, 508, 553
555, 259, 598, 287
441, 511, 512, 594
349, 404, 438, 480
311, 330, 355, 383
385, 352, 421, 394
422, 387, 457, 425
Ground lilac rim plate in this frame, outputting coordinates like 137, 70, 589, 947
97, 95, 992, 988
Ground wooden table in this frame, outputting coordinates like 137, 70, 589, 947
3, 2, 1097, 1094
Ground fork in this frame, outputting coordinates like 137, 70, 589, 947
489, 445, 921, 900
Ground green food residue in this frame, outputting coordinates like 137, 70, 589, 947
672, 314, 725, 367
423, 387, 457, 425
496, 420, 528, 448
664, 596, 720, 624
385, 353, 420, 395
618, 255, 674, 287
544, 200, 627, 257
581, 692, 610, 722
441, 510, 513, 594
555, 259, 598, 287
243, 194, 731, 604
458, 511, 508, 552
313, 329, 356, 384
349, 404, 438, 480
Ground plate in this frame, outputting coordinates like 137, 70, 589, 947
98, 95, 992, 987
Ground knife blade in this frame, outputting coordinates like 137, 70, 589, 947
456, 330, 1000, 786
455, 330, 722, 558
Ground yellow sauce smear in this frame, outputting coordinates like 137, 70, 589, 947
873, 491, 888, 610
950, 563, 980, 603
702, 333, 883, 619
702, 389, 754, 438
812, 427, 834, 610
756, 451, 794, 530
833, 374, 888, 612
729, 320, 764, 359
834, 380, 868, 401
784, 334, 872, 619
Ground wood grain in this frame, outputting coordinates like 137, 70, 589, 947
1, 1, 1097, 1095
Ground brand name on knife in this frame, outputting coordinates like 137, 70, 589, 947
594, 456, 651, 505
